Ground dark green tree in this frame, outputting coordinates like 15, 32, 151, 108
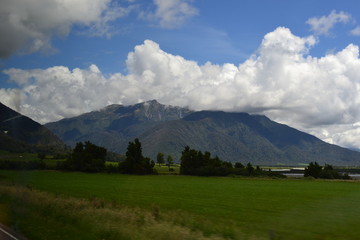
234, 162, 245, 169
157, 152, 165, 166
304, 162, 350, 179
304, 162, 322, 178
246, 162, 254, 174
119, 138, 155, 174
166, 155, 174, 170
63, 141, 107, 172
180, 146, 233, 176
180, 146, 198, 175
319, 164, 339, 179
178, 147, 285, 178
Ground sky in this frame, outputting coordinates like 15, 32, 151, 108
1, 0, 360, 150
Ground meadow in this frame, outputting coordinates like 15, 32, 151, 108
1, 170, 360, 239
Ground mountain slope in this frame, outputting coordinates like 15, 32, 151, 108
45, 100, 192, 153
0, 102, 65, 152
142, 111, 358, 165
46, 100, 360, 165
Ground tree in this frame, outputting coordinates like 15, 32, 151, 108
166, 155, 174, 170
157, 152, 165, 166
178, 147, 285, 178
180, 146, 233, 176
319, 164, 339, 179
62, 141, 107, 172
304, 162, 322, 178
118, 138, 155, 174
246, 162, 254, 174
234, 162, 245, 169
180, 146, 198, 175
304, 162, 351, 179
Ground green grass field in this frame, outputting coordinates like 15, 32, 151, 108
1, 170, 360, 239
0, 151, 40, 161
0, 151, 66, 168
153, 164, 180, 174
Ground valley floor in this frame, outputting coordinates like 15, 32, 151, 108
1, 170, 360, 239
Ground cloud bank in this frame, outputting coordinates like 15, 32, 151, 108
2, 27, 360, 149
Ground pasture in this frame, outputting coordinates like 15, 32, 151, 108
0, 170, 360, 239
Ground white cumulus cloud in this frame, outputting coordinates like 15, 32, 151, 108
0, 0, 130, 58
141, 0, 198, 29
306, 10, 351, 36
3, 27, 360, 150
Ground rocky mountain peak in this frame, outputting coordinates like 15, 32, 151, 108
124, 100, 192, 122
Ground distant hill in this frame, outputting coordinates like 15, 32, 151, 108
0, 102, 65, 153
46, 100, 360, 166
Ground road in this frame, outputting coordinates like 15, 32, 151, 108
0, 223, 27, 240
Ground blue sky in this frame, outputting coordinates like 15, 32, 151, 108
1, 0, 360, 150
2, 0, 360, 76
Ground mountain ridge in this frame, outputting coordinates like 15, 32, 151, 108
45, 100, 360, 165
0, 102, 66, 153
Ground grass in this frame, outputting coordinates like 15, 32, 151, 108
0, 151, 40, 161
1, 170, 360, 239
0, 151, 179, 173
154, 164, 180, 174
0, 151, 66, 169
0, 185, 225, 240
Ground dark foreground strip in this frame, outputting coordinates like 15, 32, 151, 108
0, 223, 27, 240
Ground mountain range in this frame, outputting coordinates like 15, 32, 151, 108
45, 100, 360, 166
0, 102, 65, 153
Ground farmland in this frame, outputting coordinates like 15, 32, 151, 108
1, 170, 360, 239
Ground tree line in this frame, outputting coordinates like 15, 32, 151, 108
57, 139, 284, 177
179, 146, 284, 177
58, 138, 155, 174
0, 139, 352, 179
